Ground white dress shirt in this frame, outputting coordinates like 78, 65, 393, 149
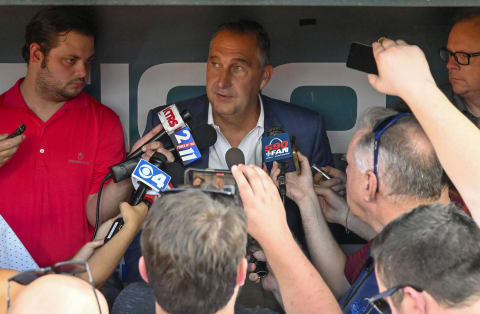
208, 95, 265, 170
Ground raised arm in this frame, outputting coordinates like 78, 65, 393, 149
271, 153, 350, 298
368, 38, 480, 222
76, 202, 148, 288
232, 164, 341, 314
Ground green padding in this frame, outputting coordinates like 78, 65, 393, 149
166, 86, 206, 105
290, 86, 357, 131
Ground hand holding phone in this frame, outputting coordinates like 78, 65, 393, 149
0, 124, 26, 168
311, 164, 332, 180
7, 124, 26, 139
346, 42, 378, 75
312, 165, 347, 197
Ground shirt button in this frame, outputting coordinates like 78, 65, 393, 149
39, 148, 45, 154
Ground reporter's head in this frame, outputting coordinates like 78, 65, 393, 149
9, 274, 108, 314
372, 203, 480, 314
140, 189, 247, 314
345, 107, 443, 230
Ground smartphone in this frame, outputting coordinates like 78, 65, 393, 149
7, 124, 26, 139
311, 164, 331, 180
346, 42, 378, 75
185, 168, 237, 194
291, 136, 301, 175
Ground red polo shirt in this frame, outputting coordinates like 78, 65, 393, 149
0, 79, 126, 267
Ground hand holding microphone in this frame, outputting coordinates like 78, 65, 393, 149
105, 152, 169, 243
270, 151, 316, 204
109, 124, 217, 183
97, 104, 219, 241
127, 109, 192, 162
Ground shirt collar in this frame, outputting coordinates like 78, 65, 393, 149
207, 94, 265, 130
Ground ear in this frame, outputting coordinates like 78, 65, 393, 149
402, 286, 427, 313
138, 256, 149, 283
29, 43, 45, 65
365, 169, 378, 202
236, 258, 248, 287
259, 65, 273, 90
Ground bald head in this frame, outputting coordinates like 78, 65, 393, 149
9, 274, 108, 314
449, 15, 480, 51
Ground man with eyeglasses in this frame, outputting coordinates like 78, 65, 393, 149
240, 33, 480, 314
253, 107, 447, 314
369, 203, 480, 314
440, 9, 480, 125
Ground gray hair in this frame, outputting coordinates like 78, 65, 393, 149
353, 107, 443, 201
141, 189, 247, 314
372, 203, 480, 308
211, 19, 271, 67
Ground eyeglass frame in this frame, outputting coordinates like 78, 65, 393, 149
439, 47, 480, 66
372, 112, 412, 192
6, 260, 102, 313
368, 284, 423, 313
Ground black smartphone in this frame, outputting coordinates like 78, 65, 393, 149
346, 42, 378, 75
7, 124, 26, 139
249, 255, 268, 279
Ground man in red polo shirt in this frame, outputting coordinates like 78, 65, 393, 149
0, 7, 152, 267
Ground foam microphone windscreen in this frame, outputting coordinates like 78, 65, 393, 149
225, 147, 245, 170
164, 161, 186, 186
193, 124, 217, 149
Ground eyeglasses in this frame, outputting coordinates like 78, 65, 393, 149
439, 47, 480, 66
368, 285, 423, 313
7, 260, 102, 313
372, 113, 412, 192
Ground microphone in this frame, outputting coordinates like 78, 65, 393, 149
163, 161, 186, 187
105, 152, 182, 243
266, 126, 289, 201
130, 153, 167, 206
109, 124, 217, 183
225, 147, 245, 170
125, 110, 192, 161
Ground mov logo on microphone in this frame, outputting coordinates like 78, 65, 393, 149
262, 133, 292, 163
132, 159, 171, 192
